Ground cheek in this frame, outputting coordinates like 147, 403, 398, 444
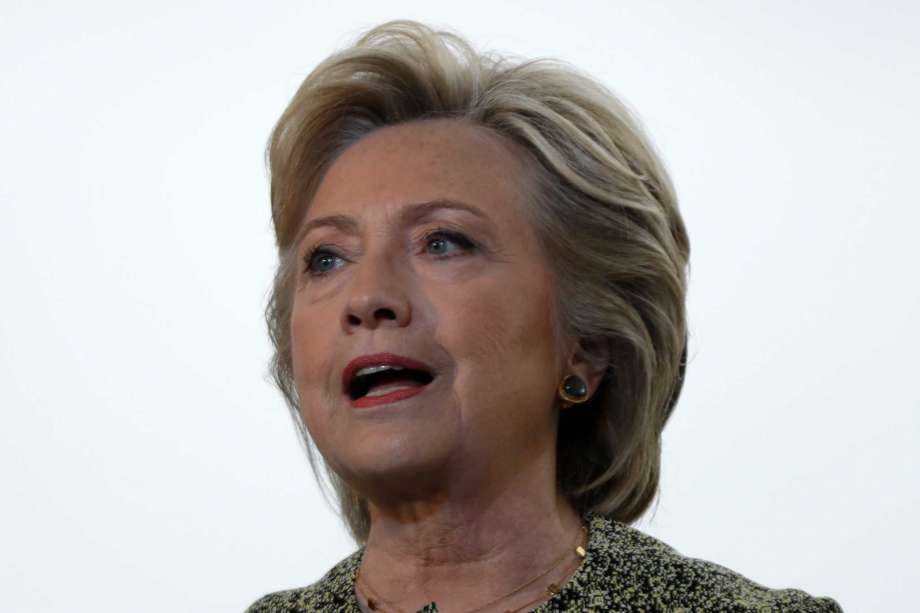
290, 308, 315, 379
442, 271, 556, 380
289, 300, 337, 411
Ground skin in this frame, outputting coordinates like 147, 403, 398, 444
289, 118, 608, 612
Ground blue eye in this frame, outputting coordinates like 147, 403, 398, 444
425, 229, 475, 257
303, 247, 344, 277
301, 229, 476, 280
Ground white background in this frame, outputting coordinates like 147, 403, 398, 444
1, 2, 917, 611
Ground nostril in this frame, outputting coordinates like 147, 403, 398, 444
374, 307, 397, 320
346, 308, 398, 327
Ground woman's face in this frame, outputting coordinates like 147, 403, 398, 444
290, 119, 565, 502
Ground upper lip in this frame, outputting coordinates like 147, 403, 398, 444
341, 352, 435, 394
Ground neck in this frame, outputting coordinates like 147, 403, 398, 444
356, 464, 585, 613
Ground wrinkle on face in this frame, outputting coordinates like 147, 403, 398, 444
288, 118, 562, 506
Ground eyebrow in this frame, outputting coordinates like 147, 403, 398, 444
294, 199, 491, 247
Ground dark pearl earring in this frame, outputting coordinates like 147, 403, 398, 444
558, 374, 589, 408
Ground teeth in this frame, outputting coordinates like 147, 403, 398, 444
354, 364, 404, 378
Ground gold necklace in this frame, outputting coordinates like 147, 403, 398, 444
355, 523, 589, 613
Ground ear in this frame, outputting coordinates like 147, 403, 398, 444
563, 337, 611, 402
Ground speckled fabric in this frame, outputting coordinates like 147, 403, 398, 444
245, 511, 843, 612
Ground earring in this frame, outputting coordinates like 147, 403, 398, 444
558, 374, 589, 409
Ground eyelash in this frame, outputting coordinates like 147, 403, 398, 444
301, 227, 477, 279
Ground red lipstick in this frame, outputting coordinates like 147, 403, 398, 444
351, 384, 428, 408
342, 352, 435, 408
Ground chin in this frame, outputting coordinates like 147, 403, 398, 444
338, 443, 449, 500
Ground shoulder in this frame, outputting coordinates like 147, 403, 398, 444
244, 549, 362, 613
580, 514, 843, 612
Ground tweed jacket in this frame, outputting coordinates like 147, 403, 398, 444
245, 512, 843, 612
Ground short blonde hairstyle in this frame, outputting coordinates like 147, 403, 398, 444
264, 20, 690, 544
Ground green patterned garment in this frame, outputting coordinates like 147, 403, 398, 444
245, 511, 843, 612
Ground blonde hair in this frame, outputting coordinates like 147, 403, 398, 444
264, 20, 690, 544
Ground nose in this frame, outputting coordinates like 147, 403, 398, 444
342, 253, 412, 332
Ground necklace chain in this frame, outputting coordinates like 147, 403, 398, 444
355, 522, 589, 613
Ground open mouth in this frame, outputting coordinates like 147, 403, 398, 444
348, 367, 435, 401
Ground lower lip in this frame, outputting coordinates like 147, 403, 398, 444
350, 383, 430, 408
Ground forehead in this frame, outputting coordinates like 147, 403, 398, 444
306, 119, 535, 224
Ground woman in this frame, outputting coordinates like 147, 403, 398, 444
247, 20, 842, 613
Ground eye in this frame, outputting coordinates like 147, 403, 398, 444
423, 228, 476, 258
301, 229, 477, 281
303, 246, 345, 278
